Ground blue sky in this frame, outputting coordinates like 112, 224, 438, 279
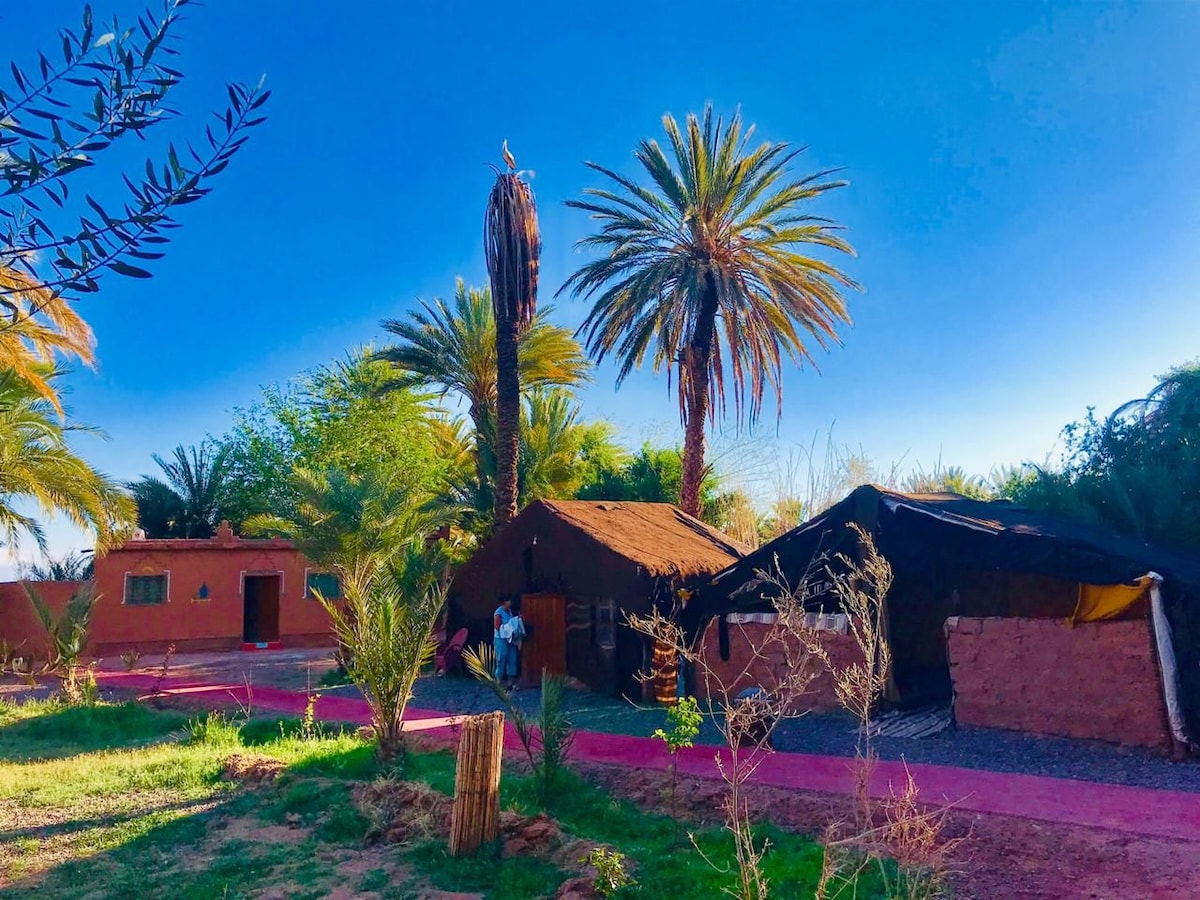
6, 0, 1200, 568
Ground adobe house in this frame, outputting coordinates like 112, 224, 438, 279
0, 522, 340, 657
447, 499, 748, 698
685, 485, 1200, 752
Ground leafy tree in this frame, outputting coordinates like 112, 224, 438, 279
2, 1, 267, 310
243, 466, 460, 572
485, 153, 541, 526
562, 105, 858, 517
375, 279, 589, 515
1003, 364, 1200, 552
19, 550, 94, 581
577, 442, 719, 511
0, 366, 133, 552
220, 351, 453, 530
129, 443, 233, 538
217, 398, 294, 529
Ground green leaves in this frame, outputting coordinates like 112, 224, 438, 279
320, 563, 445, 760
1, 1, 270, 303
652, 694, 703, 754
107, 260, 152, 278
561, 103, 859, 430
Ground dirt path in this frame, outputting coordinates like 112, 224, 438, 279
584, 765, 1200, 900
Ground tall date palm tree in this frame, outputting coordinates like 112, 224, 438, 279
484, 146, 541, 527
376, 279, 587, 516
561, 106, 859, 516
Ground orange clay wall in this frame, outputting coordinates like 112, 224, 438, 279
697, 618, 863, 713
946, 616, 1169, 749
0, 535, 337, 658
0, 580, 83, 659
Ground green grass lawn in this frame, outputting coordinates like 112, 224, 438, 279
0, 698, 883, 899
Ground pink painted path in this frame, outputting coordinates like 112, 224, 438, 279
96, 671, 1200, 843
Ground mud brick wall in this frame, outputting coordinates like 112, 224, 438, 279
698, 619, 862, 713
946, 616, 1169, 749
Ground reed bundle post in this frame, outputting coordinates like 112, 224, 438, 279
448, 710, 504, 855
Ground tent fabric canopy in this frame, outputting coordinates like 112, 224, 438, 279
688, 484, 1200, 744
1073, 576, 1153, 624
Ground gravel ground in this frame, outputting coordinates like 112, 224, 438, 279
41, 646, 1200, 796
772, 709, 1200, 793
393, 673, 1200, 794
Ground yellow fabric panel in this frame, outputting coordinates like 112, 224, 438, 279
1071, 575, 1152, 624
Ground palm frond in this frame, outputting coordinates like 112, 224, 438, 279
560, 104, 859, 427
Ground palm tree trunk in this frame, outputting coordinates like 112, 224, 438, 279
494, 321, 521, 526
469, 402, 496, 519
680, 279, 719, 518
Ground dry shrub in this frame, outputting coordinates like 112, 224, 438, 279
221, 753, 286, 784
356, 777, 452, 845
629, 586, 828, 899
804, 527, 958, 900
633, 525, 961, 899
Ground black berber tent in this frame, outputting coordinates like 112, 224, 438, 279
684, 484, 1200, 743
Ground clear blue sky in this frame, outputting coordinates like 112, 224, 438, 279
6, 0, 1200, 568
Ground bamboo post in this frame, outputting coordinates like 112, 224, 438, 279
448, 710, 504, 856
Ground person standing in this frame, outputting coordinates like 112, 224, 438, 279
493, 595, 517, 690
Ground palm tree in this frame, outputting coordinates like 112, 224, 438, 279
484, 151, 541, 527
0, 367, 134, 552
19, 550, 95, 581
130, 443, 233, 538
903, 464, 992, 500
561, 106, 859, 517
376, 279, 589, 515
245, 465, 459, 762
128, 479, 187, 539
0, 266, 95, 413
243, 466, 461, 574
518, 389, 589, 504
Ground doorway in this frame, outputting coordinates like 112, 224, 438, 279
518, 593, 567, 687
243, 574, 281, 644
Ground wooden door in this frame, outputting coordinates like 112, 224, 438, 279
243, 574, 281, 644
518, 593, 566, 687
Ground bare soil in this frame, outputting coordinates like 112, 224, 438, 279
581, 763, 1200, 899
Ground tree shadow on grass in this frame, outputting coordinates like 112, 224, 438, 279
0, 702, 190, 762
0, 796, 217, 842
0, 745, 385, 900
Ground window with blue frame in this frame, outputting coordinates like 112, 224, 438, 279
125, 574, 168, 605
305, 571, 342, 600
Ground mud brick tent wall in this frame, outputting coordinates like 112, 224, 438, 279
686, 484, 1200, 750
695, 612, 865, 714
0, 524, 339, 657
448, 500, 747, 698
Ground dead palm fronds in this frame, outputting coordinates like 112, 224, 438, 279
484, 153, 540, 526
